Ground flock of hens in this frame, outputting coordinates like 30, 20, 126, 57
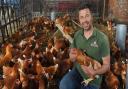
0, 14, 127, 89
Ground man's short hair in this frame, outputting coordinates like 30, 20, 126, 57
78, 3, 92, 11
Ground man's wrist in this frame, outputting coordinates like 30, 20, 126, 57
94, 70, 98, 76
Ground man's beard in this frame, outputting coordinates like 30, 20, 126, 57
84, 24, 91, 31
81, 22, 92, 31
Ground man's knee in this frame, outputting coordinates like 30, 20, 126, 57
59, 68, 81, 89
59, 77, 74, 89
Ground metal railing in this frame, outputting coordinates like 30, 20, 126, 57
0, 14, 28, 43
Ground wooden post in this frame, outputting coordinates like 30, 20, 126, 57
103, 0, 106, 21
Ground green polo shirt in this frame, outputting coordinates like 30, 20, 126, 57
70, 27, 110, 87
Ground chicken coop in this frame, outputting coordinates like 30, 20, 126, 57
0, 0, 128, 89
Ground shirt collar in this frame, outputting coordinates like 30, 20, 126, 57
80, 27, 97, 38
92, 27, 97, 37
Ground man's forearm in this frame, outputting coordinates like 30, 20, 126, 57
95, 55, 110, 75
95, 64, 110, 75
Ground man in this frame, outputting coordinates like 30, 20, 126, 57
59, 4, 110, 89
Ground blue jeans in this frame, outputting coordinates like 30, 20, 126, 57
59, 68, 99, 89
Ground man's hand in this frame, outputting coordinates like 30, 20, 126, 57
81, 55, 110, 78
81, 65, 96, 78
69, 48, 78, 62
